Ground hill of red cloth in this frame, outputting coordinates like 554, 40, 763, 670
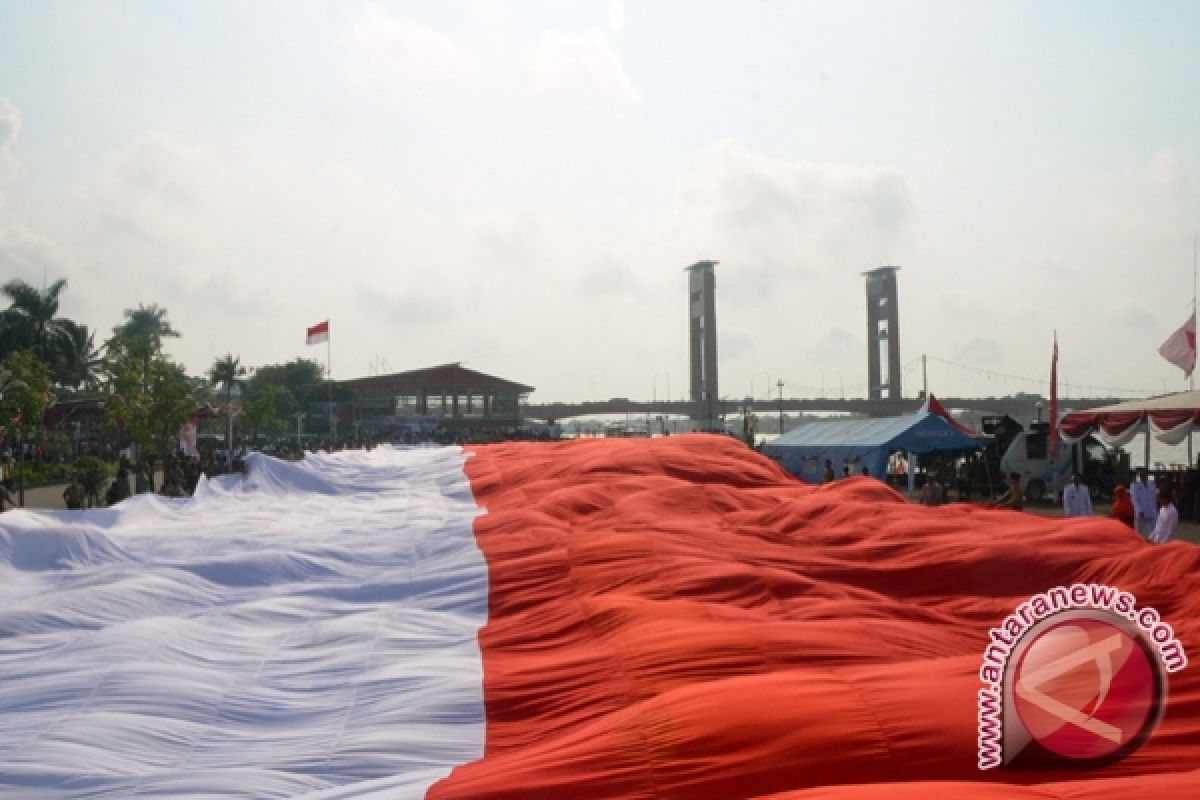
429, 434, 1200, 799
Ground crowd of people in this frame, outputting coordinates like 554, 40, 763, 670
19, 427, 564, 510
981, 467, 1179, 544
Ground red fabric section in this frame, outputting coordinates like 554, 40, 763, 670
306, 320, 329, 337
1060, 412, 1097, 440
429, 435, 1200, 799
1099, 411, 1145, 438
925, 394, 978, 437
1148, 410, 1200, 432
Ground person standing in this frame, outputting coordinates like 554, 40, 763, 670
1130, 468, 1157, 539
62, 475, 84, 510
823, 460, 835, 483
1111, 485, 1136, 529
994, 473, 1023, 511
919, 473, 943, 506
1062, 473, 1093, 517
1150, 488, 1178, 544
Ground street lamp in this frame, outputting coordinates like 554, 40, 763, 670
292, 411, 306, 447
776, 379, 785, 436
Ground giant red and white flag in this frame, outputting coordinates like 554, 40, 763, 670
305, 319, 329, 346
1158, 311, 1196, 377
3, 438, 1200, 797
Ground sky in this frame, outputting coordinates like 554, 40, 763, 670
1, 0, 1199, 403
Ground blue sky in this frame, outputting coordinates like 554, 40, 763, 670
1, 1, 1198, 401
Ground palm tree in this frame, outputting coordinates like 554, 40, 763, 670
54, 320, 104, 391
209, 353, 247, 457
108, 303, 179, 357
0, 278, 72, 363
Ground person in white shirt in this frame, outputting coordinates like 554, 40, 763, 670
1062, 473, 1093, 517
1130, 468, 1157, 539
1150, 488, 1178, 544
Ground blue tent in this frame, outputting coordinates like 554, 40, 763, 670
762, 412, 981, 484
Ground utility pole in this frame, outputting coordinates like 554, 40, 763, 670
776, 379, 785, 435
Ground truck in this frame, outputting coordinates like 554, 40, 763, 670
997, 420, 1128, 502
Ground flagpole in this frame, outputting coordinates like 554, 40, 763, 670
1191, 237, 1197, 467
327, 320, 335, 442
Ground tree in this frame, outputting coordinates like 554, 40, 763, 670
242, 383, 286, 441
104, 347, 196, 459
0, 278, 72, 364
108, 303, 179, 359
249, 359, 325, 409
1, 349, 51, 433
209, 353, 246, 454
73, 454, 108, 508
54, 320, 104, 392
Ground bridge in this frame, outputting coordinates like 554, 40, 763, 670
523, 395, 1124, 422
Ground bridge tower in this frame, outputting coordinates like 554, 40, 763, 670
686, 260, 719, 427
863, 266, 902, 400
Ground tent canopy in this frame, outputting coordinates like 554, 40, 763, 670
763, 412, 980, 483
1061, 390, 1200, 447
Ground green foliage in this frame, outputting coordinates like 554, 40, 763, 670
73, 455, 110, 507
0, 278, 72, 365
55, 319, 104, 391
17, 461, 67, 488
209, 353, 246, 394
249, 359, 325, 408
242, 383, 280, 437
105, 341, 197, 457
209, 352, 246, 450
107, 303, 179, 360
2, 348, 52, 426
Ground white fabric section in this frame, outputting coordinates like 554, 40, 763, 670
1151, 415, 1196, 446
1094, 421, 1142, 448
0, 447, 488, 799
1058, 430, 1087, 445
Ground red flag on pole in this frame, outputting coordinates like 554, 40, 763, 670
1158, 312, 1196, 377
306, 320, 330, 346
1049, 332, 1058, 459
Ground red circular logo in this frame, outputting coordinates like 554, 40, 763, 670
1012, 615, 1160, 761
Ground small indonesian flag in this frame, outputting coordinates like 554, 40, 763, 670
306, 320, 329, 346
1158, 311, 1196, 377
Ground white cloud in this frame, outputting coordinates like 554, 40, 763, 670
655, 140, 916, 403
0, 97, 20, 204
576, 253, 640, 299
0, 224, 71, 286
669, 140, 913, 285
608, 0, 625, 30
953, 337, 1004, 369
0, 97, 18, 162
1088, 149, 1200, 242
341, 4, 472, 87
532, 30, 641, 111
